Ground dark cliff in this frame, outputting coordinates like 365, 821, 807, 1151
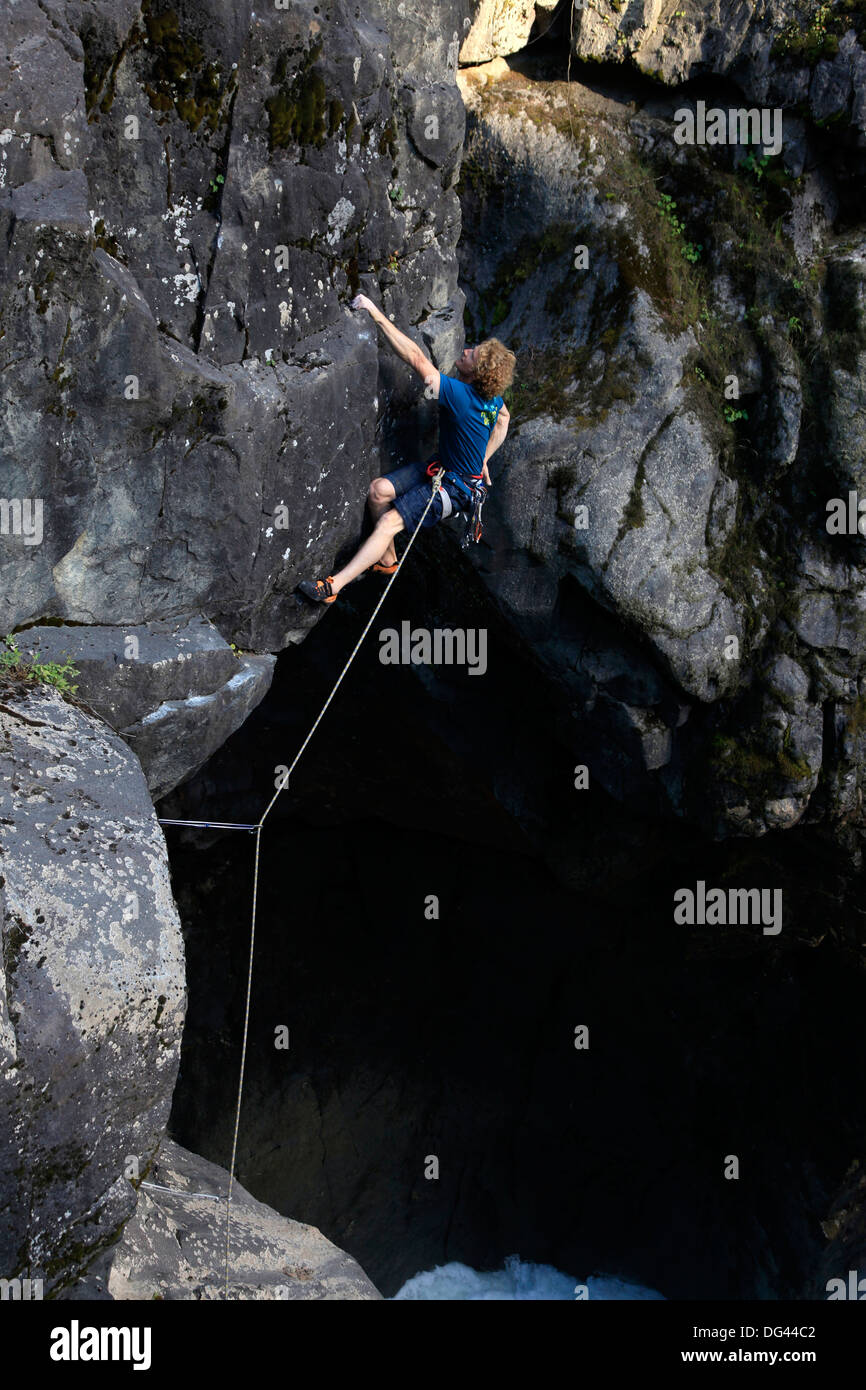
2, 0, 866, 1301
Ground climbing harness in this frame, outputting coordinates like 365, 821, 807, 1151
425, 460, 487, 547
220, 467, 446, 1298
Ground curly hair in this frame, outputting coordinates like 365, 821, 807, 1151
473, 338, 516, 400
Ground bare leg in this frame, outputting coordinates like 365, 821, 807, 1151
330, 510, 405, 594
367, 477, 398, 567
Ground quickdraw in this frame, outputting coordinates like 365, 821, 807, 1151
461, 480, 487, 549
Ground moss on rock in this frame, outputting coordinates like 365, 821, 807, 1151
710, 732, 813, 796
141, 4, 229, 134
267, 40, 337, 152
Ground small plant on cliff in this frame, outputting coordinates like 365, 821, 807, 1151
657, 193, 685, 234
658, 194, 702, 260
741, 151, 771, 181
0, 635, 79, 696
772, 2, 841, 63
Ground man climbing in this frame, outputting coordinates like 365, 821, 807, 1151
298, 293, 515, 603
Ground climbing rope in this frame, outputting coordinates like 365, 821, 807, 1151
566, 0, 577, 146
221, 468, 446, 1297
158, 819, 258, 832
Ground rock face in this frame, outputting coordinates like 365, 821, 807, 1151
2, 0, 866, 1304
456, 59, 866, 839
5, 0, 863, 841
109, 1139, 380, 1299
0, 680, 185, 1294
0, 0, 477, 1300
19, 618, 276, 799
460, 0, 559, 64
571, 1, 866, 141
0, 0, 469, 661
813, 1159, 866, 1300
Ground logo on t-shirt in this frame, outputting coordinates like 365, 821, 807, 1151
480, 403, 499, 429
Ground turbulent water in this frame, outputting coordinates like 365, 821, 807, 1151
392, 1256, 665, 1301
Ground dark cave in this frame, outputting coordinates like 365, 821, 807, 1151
163, 556, 866, 1299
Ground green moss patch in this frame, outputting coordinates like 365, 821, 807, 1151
83, 21, 143, 118
710, 732, 813, 795
267, 40, 338, 152
503, 335, 637, 427
841, 693, 866, 741
1, 912, 32, 982
141, 4, 230, 134
93, 219, 123, 261
378, 117, 398, 158
620, 456, 647, 533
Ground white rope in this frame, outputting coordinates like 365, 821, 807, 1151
222, 469, 446, 1297
158, 819, 258, 831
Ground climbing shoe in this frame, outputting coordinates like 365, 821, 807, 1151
371, 560, 399, 574
298, 576, 337, 604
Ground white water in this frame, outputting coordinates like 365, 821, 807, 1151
392, 1255, 665, 1301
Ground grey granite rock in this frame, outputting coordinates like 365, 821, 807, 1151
571, 0, 866, 140
19, 617, 240, 731
122, 653, 275, 800
109, 1139, 381, 1300
18, 618, 276, 799
456, 61, 866, 837
0, 0, 470, 661
0, 681, 185, 1294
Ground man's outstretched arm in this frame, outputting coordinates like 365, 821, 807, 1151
352, 294, 440, 394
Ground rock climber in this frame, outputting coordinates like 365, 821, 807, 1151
297, 294, 516, 604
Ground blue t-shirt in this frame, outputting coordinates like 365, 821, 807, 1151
438, 375, 503, 490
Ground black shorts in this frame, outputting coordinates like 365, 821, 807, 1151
383, 461, 460, 531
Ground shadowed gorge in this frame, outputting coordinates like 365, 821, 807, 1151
162, 568, 866, 1300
